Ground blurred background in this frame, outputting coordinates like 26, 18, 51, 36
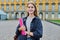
0, 0, 60, 20
0, 0, 60, 40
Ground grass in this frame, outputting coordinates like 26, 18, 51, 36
49, 20, 60, 24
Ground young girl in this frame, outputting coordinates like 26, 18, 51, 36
14, 1, 43, 40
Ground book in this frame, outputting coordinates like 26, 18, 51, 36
19, 18, 26, 35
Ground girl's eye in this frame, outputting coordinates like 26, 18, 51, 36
31, 7, 33, 8
28, 6, 34, 8
28, 7, 30, 8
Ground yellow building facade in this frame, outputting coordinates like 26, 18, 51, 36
0, 0, 60, 20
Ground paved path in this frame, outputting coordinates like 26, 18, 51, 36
0, 20, 18, 40
0, 20, 60, 40
41, 21, 60, 40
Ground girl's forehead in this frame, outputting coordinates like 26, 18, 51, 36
27, 4, 34, 7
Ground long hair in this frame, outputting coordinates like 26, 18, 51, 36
26, 1, 38, 17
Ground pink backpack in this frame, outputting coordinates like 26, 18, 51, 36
19, 18, 26, 35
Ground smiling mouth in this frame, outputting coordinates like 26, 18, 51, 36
29, 10, 33, 12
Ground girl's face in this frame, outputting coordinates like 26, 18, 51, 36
27, 3, 35, 14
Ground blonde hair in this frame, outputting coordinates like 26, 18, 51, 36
26, 1, 38, 17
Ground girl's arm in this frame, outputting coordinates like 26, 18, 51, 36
30, 19, 43, 38
15, 24, 21, 36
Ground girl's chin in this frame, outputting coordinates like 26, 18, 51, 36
29, 12, 33, 14
29, 13, 33, 14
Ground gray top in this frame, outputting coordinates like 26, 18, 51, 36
26, 16, 35, 37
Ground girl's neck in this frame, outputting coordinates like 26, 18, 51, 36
29, 13, 35, 18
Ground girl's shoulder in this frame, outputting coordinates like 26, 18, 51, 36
34, 16, 41, 20
22, 17, 27, 21
22, 16, 41, 21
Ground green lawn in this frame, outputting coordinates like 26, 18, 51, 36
50, 20, 60, 24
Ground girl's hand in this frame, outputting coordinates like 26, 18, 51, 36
19, 25, 26, 31
29, 32, 33, 36
26, 31, 33, 36
26, 31, 29, 35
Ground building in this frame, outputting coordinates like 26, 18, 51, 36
0, 0, 60, 20
0, 10, 7, 20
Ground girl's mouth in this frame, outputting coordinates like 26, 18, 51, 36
29, 10, 33, 12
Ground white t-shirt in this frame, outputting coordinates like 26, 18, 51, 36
26, 16, 35, 37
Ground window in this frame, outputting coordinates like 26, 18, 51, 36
6, 5, 9, 11
16, 0, 20, 2
16, 4, 20, 11
27, 0, 30, 1
58, 4, 60, 18
46, 12, 48, 19
45, 4, 49, 19
52, 0, 55, 3
58, 4, 60, 11
12, 0, 14, 2
46, 5, 49, 11
1, 4, 4, 10
52, 12, 54, 19
58, 12, 60, 18
40, 0, 42, 3
0, 15, 1, 20
52, 5, 55, 11
46, 0, 48, 2
22, 0, 24, 2
39, 5, 42, 11
22, 5, 25, 11
6, 0, 9, 2
11, 5, 14, 11
2, 0, 4, 2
